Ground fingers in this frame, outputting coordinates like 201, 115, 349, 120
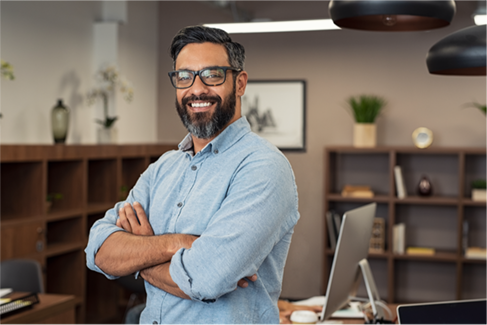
118, 201, 154, 236
237, 273, 258, 288
133, 201, 148, 224
237, 278, 249, 288
118, 204, 133, 232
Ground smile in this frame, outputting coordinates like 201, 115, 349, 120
190, 102, 212, 108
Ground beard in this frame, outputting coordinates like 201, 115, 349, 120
176, 87, 237, 139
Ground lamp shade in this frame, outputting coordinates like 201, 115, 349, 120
427, 25, 486, 76
329, 1, 456, 31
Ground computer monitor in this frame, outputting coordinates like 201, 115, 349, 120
320, 203, 379, 321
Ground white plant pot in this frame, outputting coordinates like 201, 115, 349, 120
353, 123, 376, 148
97, 127, 118, 144
471, 189, 486, 201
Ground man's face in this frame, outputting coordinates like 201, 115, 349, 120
175, 42, 241, 139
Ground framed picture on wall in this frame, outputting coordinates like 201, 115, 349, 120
242, 80, 306, 151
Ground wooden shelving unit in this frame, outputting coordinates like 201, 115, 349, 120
323, 146, 486, 304
0, 144, 177, 323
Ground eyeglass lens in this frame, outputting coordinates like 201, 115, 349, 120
172, 67, 227, 88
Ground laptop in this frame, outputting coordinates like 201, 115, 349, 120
397, 298, 487, 324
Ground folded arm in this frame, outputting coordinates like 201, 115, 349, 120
95, 202, 198, 277
114, 202, 257, 299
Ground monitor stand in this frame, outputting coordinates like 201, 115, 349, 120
358, 258, 385, 320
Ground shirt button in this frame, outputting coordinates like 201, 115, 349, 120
177, 202, 183, 207
191, 165, 197, 171
214, 149, 219, 154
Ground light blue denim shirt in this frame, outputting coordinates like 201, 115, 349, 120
85, 117, 300, 324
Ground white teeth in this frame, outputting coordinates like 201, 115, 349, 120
191, 102, 211, 108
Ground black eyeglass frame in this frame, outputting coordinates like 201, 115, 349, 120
168, 66, 242, 89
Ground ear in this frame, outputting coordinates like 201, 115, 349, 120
235, 71, 248, 97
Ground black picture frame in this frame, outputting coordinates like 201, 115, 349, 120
242, 80, 306, 152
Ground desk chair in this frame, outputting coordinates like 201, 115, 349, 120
0, 259, 45, 293
116, 275, 146, 324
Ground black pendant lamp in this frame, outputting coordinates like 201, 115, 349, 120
329, 1, 456, 31
427, 25, 486, 76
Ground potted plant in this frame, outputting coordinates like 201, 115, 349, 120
471, 179, 486, 202
346, 95, 386, 147
466, 102, 486, 115
46, 192, 63, 213
1, 59, 15, 118
87, 64, 134, 143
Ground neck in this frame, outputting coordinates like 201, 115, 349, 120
192, 135, 213, 154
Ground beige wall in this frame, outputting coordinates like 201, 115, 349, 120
1, 1, 159, 144
157, 1, 486, 298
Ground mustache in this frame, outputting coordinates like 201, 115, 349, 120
182, 95, 221, 107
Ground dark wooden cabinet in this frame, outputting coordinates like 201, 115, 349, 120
0, 144, 177, 323
323, 146, 486, 304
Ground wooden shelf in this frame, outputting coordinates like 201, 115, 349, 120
323, 146, 486, 304
0, 144, 177, 323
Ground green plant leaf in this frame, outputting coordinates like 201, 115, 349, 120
95, 117, 118, 128
472, 179, 487, 189
472, 103, 486, 114
346, 95, 386, 123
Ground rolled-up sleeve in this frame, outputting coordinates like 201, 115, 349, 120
169, 152, 299, 302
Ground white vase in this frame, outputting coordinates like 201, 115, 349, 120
353, 123, 376, 147
97, 127, 118, 144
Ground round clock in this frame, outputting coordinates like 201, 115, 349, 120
412, 127, 433, 149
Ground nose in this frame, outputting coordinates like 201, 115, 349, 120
189, 75, 209, 96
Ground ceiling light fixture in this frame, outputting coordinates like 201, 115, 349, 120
204, 19, 340, 34
426, 25, 486, 76
329, 0, 456, 31
473, 0, 486, 26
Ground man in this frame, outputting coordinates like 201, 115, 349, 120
85, 25, 299, 324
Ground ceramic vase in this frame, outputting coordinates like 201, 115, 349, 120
417, 176, 433, 196
353, 123, 376, 147
51, 99, 69, 144
97, 127, 118, 144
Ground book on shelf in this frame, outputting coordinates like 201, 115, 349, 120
369, 218, 385, 254
341, 185, 374, 198
465, 247, 486, 259
462, 220, 469, 254
326, 210, 343, 251
393, 223, 406, 254
406, 246, 435, 256
394, 166, 407, 199
326, 211, 337, 251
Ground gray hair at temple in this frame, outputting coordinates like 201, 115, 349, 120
169, 25, 246, 72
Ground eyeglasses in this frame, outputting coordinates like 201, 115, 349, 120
168, 66, 241, 89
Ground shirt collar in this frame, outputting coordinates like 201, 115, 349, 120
178, 117, 251, 156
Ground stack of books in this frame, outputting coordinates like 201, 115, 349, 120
341, 185, 374, 198
465, 247, 487, 259
406, 247, 436, 256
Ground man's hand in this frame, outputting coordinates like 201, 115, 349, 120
237, 274, 257, 288
116, 201, 154, 236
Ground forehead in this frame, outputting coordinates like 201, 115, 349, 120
175, 42, 230, 70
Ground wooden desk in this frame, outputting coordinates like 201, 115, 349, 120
1, 293, 76, 324
327, 304, 399, 324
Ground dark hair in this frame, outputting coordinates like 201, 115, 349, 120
170, 25, 245, 71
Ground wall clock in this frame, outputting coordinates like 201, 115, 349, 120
412, 127, 433, 148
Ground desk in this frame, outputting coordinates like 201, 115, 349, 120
1, 293, 76, 324
327, 304, 399, 324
